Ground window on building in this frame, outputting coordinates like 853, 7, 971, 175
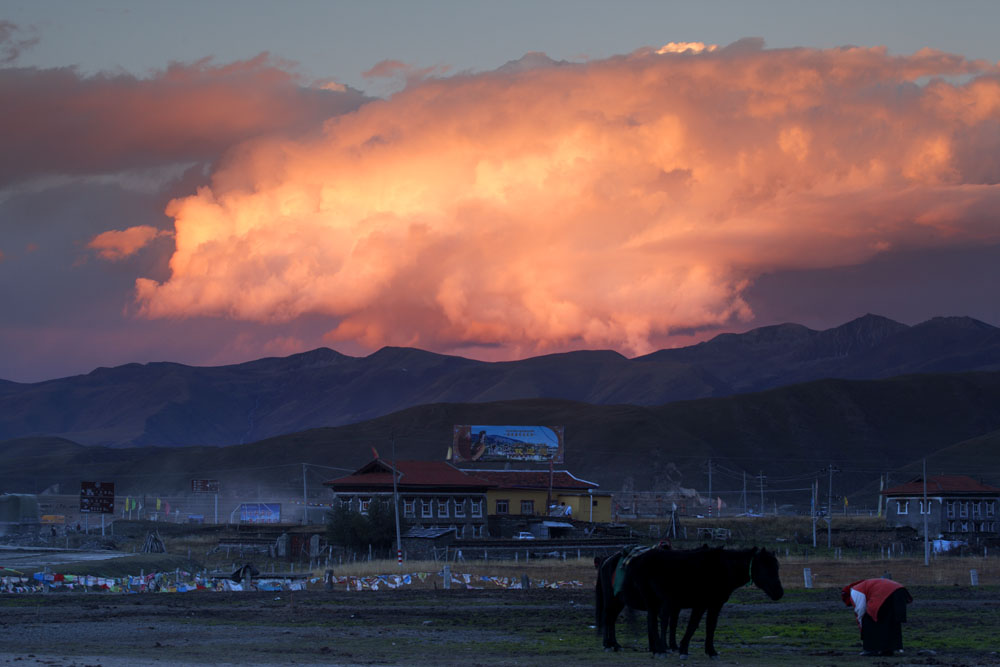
472, 524, 483, 538
919, 500, 932, 515
988, 502, 996, 517
960, 502, 969, 518
496, 499, 509, 514
340, 497, 352, 509
520, 499, 535, 515
973, 502, 983, 518
359, 498, 371, 515
948, 520, 956, 532
985, 521, 996, 532
421, 499, 433, 518
403, 499, 415, 517
471, 499, 483, 517
454, 499, 466, 518
437, 498, 449, 518
896, 500, 908, 515
960, 521, 969, 532
946, 501, 956, 519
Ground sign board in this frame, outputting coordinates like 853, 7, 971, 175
238, 503, 281, 524
79, 481, 115, 514
191, 479, 220, 494
452, 425, 564, 463
41, 515, 65, 525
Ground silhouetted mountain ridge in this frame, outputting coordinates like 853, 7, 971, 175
1, 314, 998, 447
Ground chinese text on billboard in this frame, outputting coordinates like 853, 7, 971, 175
79, 481, 115, 514
452, 425, 564, 463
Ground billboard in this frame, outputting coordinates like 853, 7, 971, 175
452, 425, 564, 463
191, 479, 220, 494
79, 481, 115, 514
238, 503, 281, 524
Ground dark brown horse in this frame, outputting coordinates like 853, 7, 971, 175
596, 546, 783, 658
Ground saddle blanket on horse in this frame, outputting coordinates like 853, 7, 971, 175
613, 545, 653, 596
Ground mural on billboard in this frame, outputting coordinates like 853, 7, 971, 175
452, 425, 564, 463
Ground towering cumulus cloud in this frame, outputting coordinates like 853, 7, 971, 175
136, 42, 1000, 358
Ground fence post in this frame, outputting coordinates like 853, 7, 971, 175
442, 564, 451, 590
803, 568, 813, 588
970, 569, 979, 586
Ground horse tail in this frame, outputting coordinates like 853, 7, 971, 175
595, 553, 613, 631
595, 577, 604, 630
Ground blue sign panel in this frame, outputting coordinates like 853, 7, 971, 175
238, 503, 281, 524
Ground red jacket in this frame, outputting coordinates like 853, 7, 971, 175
841, 578, 911, 622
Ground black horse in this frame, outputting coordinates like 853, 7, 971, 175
594, 543, 697, 653
596, 546, 783, 658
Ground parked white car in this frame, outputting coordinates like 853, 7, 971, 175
514, 531, 535, 540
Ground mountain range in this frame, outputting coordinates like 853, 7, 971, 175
3, 371, 1000, 502
2, 314, 999, 448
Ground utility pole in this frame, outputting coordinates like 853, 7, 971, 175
302, 463, 308, 525
392, 433, 403, 567
757, 471, 766, 515
923, 458, 929, 566
708, 459, 713, 516
811, 479, 817, 547
742, 471, 747, 515
827, 464, 839, 548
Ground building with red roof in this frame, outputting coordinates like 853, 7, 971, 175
323, 459, 495, 539
883, 474, 1000, 538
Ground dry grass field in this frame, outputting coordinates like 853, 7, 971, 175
4, 525, 1000, 666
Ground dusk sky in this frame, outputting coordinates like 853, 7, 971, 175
3, 1, 1000, 383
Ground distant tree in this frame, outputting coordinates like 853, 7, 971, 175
326, 498, 398, 556
326, 503, 367, 552
365, 498, 397, 552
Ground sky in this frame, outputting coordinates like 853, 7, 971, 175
2, 1, 1000, 383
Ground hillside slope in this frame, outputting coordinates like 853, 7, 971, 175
4, 371, 1000, 505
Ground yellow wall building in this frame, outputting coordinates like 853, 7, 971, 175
468, 469, 613, 523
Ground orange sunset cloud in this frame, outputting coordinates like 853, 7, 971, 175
88, 225, 173, 260
134, 42, 1000, 358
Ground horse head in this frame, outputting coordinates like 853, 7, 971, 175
750, 548, 784, 600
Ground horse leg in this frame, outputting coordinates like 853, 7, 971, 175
703, 604, 723, 658
657, 602, 672, 654
646, 607, 667, 656
668, 607, 680, 651
678, 606, 706, 659
602, 596, 625, 651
